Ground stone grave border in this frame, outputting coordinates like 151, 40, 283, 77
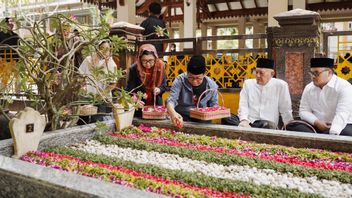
0, 118, 351, 197
133, 119, 352, 153
0, 119, 163, 198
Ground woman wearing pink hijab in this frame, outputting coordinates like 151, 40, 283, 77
126, 44, 166, 116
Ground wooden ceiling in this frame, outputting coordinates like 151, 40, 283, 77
81, 0, 352, 24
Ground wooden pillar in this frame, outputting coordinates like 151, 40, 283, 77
238, 17, 246, 50
179, 25, 184, 51
253, 19, 266, 49
211, 26, 217, 51
183, 0, 196, 49
200, 23, 208, 51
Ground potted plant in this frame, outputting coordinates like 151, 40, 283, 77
112, 89, 146, 131
78, 63, 146, 131
0, 11, 144, 131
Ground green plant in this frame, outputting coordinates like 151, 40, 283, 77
95, 121, 109, 135
0, 11, 134, 130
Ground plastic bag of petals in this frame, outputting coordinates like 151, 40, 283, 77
190, 89, 231, 120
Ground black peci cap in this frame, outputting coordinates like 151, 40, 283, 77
187, 55, 206, 75
310, 58, 334, 68
256, 58, 274, 69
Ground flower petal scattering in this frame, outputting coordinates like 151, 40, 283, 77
143, 106, 167, 112
111, 125, 352, 173
21, 125, 352, 198
21, 151, 244, 198
197, 106, 227, 112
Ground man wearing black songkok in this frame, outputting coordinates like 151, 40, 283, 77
166, 55, 218, 128
286, 58, 352, 136
237, 58, 293, 129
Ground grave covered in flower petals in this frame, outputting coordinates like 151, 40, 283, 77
18, 124, 352, 197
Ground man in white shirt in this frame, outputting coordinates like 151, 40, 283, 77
237, 58, 293, 129
287, 58, 352, 136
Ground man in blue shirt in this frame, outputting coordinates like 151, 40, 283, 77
166, 55, 218, 128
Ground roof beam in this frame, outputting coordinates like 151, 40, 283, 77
239, 0, 244, 9
203, 7, 267, 19
226, 1, 231, 10
307, 1, 352, 11
214, 3, 219, 12
82, 0, 352, 24
163, 15, 184, 22
199, 0, 211, 18
254, 0, 258, 8
161, 1, 183, 8
206, 0, 240, 4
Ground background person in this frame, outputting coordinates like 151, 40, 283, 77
0, 17, 19, 46
78, 39, 116, 124
0, 17, 20, 60
140, 2, 168, 56
72, 29, 84, 69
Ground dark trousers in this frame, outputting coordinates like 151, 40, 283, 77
221, 115, 276, 129
286, 121, 352, 136
250, 120, 277, 129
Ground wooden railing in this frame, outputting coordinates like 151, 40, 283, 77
0, 45, 21, 94
322, 31, 352, 80
134, 34, 268, 89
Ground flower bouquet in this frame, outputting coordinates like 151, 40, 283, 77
190, 89, 231, 120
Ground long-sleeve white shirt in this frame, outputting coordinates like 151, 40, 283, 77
299, 75, 352, 135
238, 78, 293, 126
79, 55, 116, 95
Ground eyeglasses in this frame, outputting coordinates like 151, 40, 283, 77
188, 75, 204, 82
141, 59, 155, 65
308, 69, 330, 77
